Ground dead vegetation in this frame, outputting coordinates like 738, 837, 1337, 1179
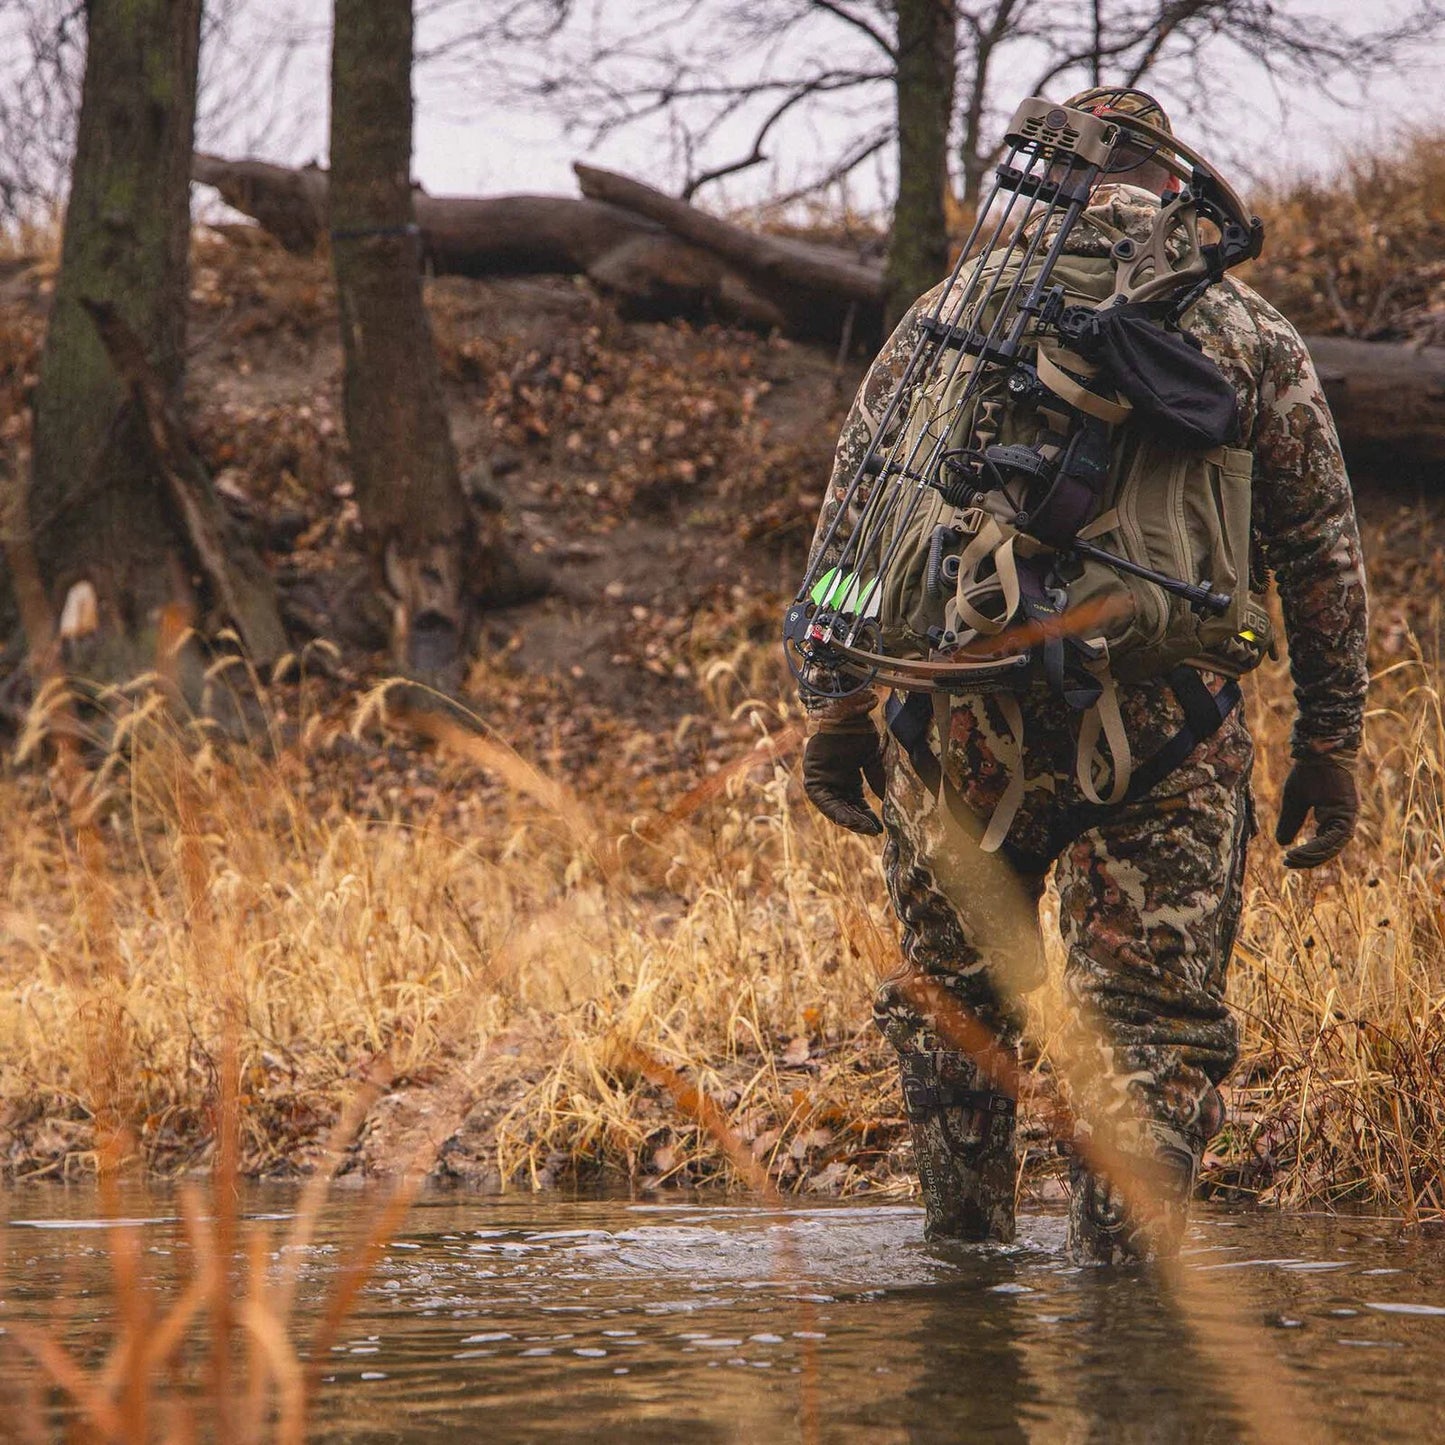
1, 143, 1444, 1219
0, 496, 1442, 1219
0, 1044, 421, 1441
1250, 127, 1445, 343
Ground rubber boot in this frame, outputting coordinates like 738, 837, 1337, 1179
1066, 1122, 1200, 1266
898, 1050, 1017, 1243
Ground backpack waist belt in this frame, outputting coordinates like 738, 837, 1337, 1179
884, 665, 1241, 867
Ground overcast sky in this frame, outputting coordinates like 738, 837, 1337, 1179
202, 0, 1445, 211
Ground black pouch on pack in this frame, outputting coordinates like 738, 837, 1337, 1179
1074, 302, 1240, 450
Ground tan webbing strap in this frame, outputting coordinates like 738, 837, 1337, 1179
1036, 345, 1132, 427
930, 691, 1028, 856
1076, 507, 1121, 542
949, 523, 1020, 637
930, 690, 1034, 849
981, 692, 1028, 853
1075, 659, 1132, 806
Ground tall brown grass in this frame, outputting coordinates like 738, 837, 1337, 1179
0, 666, 430, 1438
0, 514, 1441, 1215
0, 656, 894, 1191
1227, 621, 1445, 1214
0, 1052, 424, 1441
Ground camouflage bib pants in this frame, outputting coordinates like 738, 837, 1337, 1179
873, 670, 1255, 1161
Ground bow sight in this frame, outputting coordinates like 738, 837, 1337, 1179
784, 96, 1263, 702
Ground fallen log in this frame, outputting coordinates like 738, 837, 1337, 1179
193, 152, 1445, 468
419, 195, 798, 333
573, 162, 884, 339
193, 153, 329, 254
574, 163, 882, 303
1306, 335, 1445, 478
194, 153, 794, 334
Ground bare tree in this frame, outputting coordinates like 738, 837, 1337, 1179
330, 0, 513, 679
888, 0, 956, 324
0, 0, 86, 223
430, 0, 1445, 209
0, 0, 325, 227
953, 1, 1445, 199
8, 0, 1442, 232
21, 0, 283, 680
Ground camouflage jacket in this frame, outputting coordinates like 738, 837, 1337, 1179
805, 184, 1369, 759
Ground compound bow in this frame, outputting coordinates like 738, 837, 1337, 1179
783, 97, 1262, 702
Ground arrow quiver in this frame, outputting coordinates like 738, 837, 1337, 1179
785, 97, 1270, 851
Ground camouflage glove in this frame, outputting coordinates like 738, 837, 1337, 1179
1275, 752, 1359, 869
802, 723, 887, 836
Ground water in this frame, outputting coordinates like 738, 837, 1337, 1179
5, 1189, 1445, 1441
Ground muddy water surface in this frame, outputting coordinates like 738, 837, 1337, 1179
5, 1191, 1445, 1441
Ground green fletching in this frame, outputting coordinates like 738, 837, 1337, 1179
809, 568, 879, 617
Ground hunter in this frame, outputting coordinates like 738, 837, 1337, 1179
798, 87, 1368, 1262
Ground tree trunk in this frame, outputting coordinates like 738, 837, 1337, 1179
25, 0, 204, 679
887, 0, 957, 327
329, 0, 485, 678
958, 51, 992, 206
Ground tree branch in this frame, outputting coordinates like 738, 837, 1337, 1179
753, 125, 894, 211
681, 69, 892, 199
809, 0, 896, 58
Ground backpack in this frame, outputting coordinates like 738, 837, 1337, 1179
860, 242, 1275, 849
787, 98, 1270, 856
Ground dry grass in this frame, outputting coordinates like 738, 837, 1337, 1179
0, 217, 58, 267
0, 504, 1442, 1220
0, 650, 898, 1195
0, 1044, 423, 1441
1225, 620, 1445, 1214
1247, 127, 1445, 342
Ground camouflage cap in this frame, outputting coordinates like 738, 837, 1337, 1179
1063, 86, 1172, 135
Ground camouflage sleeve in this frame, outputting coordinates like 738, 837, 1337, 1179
801, 291, 938, 726
1246, 298, 1369, 758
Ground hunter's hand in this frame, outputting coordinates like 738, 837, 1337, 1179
1275, 753, 1359, 869
803, 725, 887, 836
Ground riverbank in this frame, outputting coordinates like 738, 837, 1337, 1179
1, 197, 1443, 1215
1, 491, 1441, 1214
